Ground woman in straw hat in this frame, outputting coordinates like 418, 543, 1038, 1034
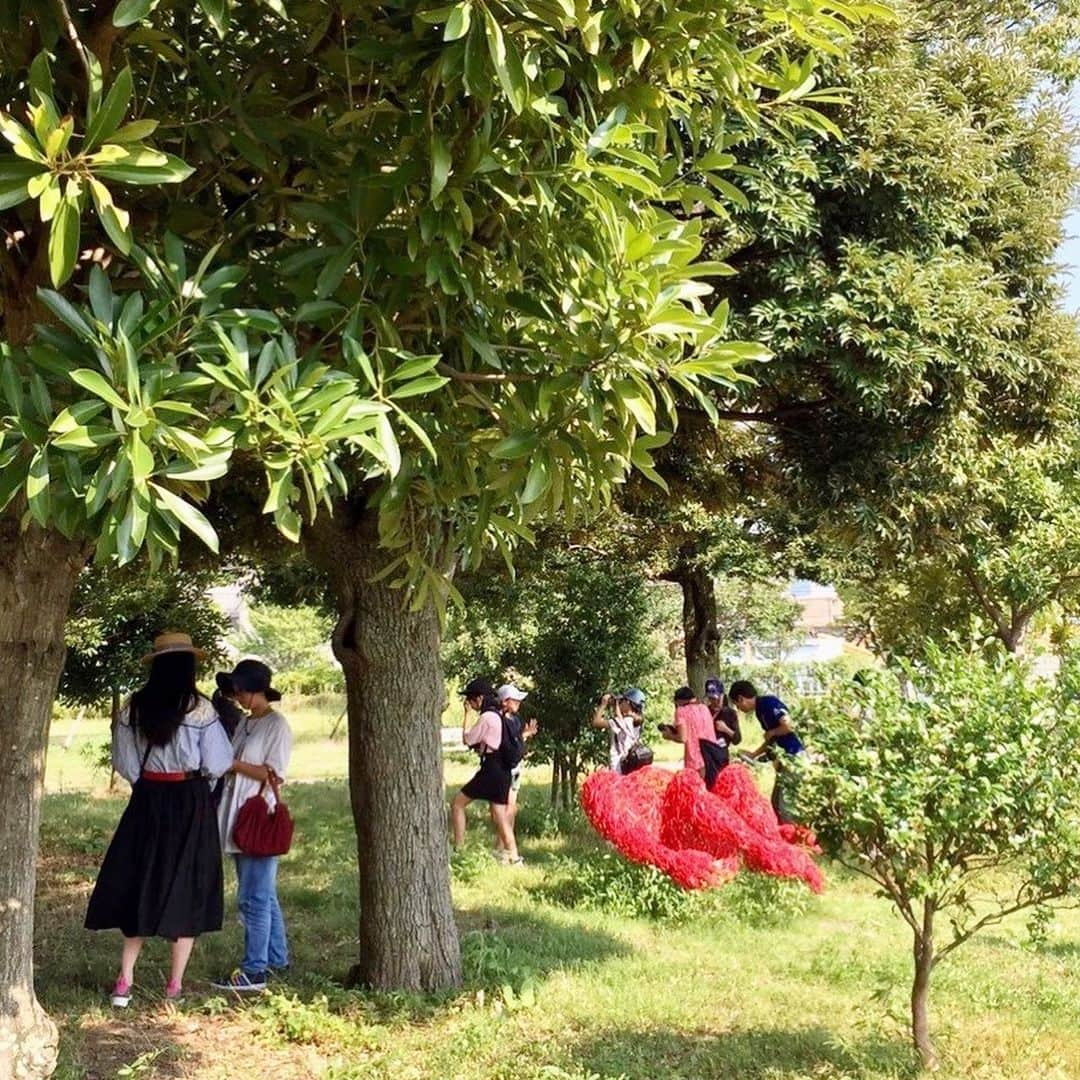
85, 632, 233, 1007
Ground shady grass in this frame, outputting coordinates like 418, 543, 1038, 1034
40, 729, 1080, 1080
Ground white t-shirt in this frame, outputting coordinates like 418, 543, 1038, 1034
112, 695, 232, 782
217, 709, 293, 856
608, 712, 642, 773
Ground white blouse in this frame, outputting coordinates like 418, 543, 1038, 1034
112, 695, 233, 783
217, 709, 293, 856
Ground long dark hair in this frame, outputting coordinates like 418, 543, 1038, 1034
481, 690, 502, 714
130, 652, 200, 747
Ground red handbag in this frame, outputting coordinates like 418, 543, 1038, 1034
233, 770, 294, 856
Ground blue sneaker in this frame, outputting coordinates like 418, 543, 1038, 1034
211, 969, 267, 992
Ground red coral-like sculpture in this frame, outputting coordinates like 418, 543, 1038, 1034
580, 763, 824, 893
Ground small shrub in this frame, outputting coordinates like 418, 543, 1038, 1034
719, 872, 813, 926
252, 991, 354, 1045
515, 800, 582, 840
461, 930, 536, 987
450, 842, 493, 884
548, 851, 719, 922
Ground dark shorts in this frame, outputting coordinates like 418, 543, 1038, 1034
461, 755, 512, 806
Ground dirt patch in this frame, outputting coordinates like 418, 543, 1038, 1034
72, 1007, 329, 1079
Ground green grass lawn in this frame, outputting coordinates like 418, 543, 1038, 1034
38, 715, 1080, 1079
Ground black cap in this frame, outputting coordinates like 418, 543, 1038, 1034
216, 659, 282, 703
674, 686, 695, 703
461, 677, 495, 699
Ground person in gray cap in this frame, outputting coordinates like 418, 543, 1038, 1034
592, 688, 647, 773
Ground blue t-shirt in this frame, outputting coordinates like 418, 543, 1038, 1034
756, 695, 803, 756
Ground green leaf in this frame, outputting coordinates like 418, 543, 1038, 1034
26, 447, 50, 525
86, 67, 133, 151
36, 176, 60, 222
444, 2, 472, 41
273, 504, 302, 543
89, 179, 132, 254
70, 369, 127, 410
116, 486, 151, 562
375, 414, 402, 475
595, 164, 661, 198
48, 197, 80, 287
388, 374, 448, 399
163, 450, 231, 481
1, 358, 24, 413
88, 265, 113, 325
0, 452, 29, 513
110, 119, 159, 143
0, 171, 35, 212
295, 300, 344, 324
37, 290, 93, 338
615, 379, 656, 435
128, 432, 155, 483
521, 453, 550, 504
149, 482, 220, 552
29, 52, 54, 101
484, 10, 527, 114
96, 153, 194, 186
631, 37, 650, 70
197, 0, 228, 34
431, 134, 451, 202
0, 115, 45, 163
492, 431, 539, 460
113, 0, 156, 26
316, 243, 355, 299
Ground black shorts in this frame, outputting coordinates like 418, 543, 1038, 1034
461, 755, 512, 806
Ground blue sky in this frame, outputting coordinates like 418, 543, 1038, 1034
1057, 86, 1080, 313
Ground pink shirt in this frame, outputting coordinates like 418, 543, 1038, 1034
464, 710, 502, 753
675, 703, 715, 773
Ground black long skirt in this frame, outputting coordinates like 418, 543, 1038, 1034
85, 777, 224, 939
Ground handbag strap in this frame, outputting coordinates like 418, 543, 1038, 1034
258, 767, 283, 801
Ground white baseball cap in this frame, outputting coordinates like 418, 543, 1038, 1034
497, 683, 529, 702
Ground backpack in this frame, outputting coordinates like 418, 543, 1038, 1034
498, 712, 526, 770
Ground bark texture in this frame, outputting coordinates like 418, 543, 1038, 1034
0, 520, 84, 1079
308, 508, 461, 991
678, 568, 719, 695
911, 904, 938, 1071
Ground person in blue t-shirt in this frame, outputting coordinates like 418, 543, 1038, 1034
729, 680, 804, 824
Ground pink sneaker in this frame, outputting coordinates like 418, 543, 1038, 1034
165, 978, 182, 1002
110, 977, 132, 1008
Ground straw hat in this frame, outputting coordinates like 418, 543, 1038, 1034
141, 631, 207, 665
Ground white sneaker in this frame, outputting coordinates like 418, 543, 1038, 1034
110, 977, 132, 1008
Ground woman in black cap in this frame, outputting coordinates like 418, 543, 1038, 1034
450, 677, 521, 862
85, 632, 233, 1007
212, 659, 293, 992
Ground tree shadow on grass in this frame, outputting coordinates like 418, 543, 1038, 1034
459, 903, 628, 982
562, 1025, 918, 1080
328, 905, 630, 1027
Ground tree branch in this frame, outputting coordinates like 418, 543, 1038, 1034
52, 0, 96, 86
436, 363, 541, 385
934, 888, 1067, 964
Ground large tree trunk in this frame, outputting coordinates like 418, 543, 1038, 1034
308, 508, 461, 992
0, 519, 84, 1079
678, 568, 719, 695
911, 904, 938, 1071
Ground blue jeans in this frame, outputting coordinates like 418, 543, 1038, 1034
234, 855, 288, 976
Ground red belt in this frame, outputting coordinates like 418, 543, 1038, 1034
141, 770, 198, 782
